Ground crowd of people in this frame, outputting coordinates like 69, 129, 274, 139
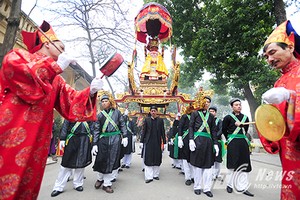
47, 96, 254, 199
167, 97, 254, 198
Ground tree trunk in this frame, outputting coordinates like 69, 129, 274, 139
274, 0, 287, 25
0, 0, 22, 67
244, 83, 259, 137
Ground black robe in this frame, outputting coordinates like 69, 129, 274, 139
60, 120, 93, 168
140, 116, 166, 166
222, 112, 251, 172
168, 119, 182, 159
92, 108, 127, 174
123, 116, 136, 155
188, 109, 217, 168
214, 117, 223, 163
167, 127, 173, 152
178, 114, 191, 161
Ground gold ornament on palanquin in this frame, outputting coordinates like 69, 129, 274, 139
192, 87, 214, 109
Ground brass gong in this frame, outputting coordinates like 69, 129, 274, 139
255, 104, 286, 141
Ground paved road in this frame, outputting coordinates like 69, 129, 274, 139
38, 146, 281, 200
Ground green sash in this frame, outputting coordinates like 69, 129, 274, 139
173, 133, 179, 158
197, 111, 210, 134
174, 114, 191, 158
101, 110, 119, 133
126, 121, 134, 135
66, 122, 92, 145
215, 118, 220, 125
194, 131, 211, 139
182, 114, 190, 139
193, 111, 210, 140
228, 133, 247, 139
218, 139, 226, 158
100, 131, 121, 138
182, 130, 189, 139
227, 114, 248, 145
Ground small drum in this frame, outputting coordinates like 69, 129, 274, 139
100, 52, 124, 78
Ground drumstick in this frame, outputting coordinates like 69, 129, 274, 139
36, 25, 122, 80
241, 122, 256, 125
35, 25, 63, 53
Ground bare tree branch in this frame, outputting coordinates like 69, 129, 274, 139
43, 0, 135, 90
21, 0, 37, 30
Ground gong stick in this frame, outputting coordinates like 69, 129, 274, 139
241, 122, 256, 125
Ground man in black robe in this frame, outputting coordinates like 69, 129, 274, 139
189, 96, 218, 197
168, 115, 182, 169
51, 120, 93, 197
92, 94, 128, 193
140, 105, 166, 183
208, 106, 224, 180
178, 105, 194, 186
121, 113, 137, 168
222, 98, 254, 197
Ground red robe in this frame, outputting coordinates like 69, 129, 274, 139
258, 59, 300, 200
0, 49, 97, 200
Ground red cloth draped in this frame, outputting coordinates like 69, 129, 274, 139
0, 49, 97, 200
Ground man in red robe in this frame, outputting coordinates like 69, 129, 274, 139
261, 18, 300, 199
0, 21, 103, 200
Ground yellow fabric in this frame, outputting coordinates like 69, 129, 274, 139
38, 28, 59, 43
141, 51, 168, 76
264, 21, 295, 47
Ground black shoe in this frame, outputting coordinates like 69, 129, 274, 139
191, 178, 194, 183
145, 179, 153, 183
75, 186, 83, 192
142, 168, 145, 172
102, 186, 114, 193
51, 190, 62, 197
94, 180, 103, 189
227, 186, 233, 193
125, 166, 130, 169
118, 168, 123, 172
121, 164, 126, 168
243, 190, 254, 197
204, 191, 213, 198
194, 189, 201, 195
185, 179, 192, 186
111, 178, 116, 182
179, 171, 185, 175
153, 177, 159, 180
